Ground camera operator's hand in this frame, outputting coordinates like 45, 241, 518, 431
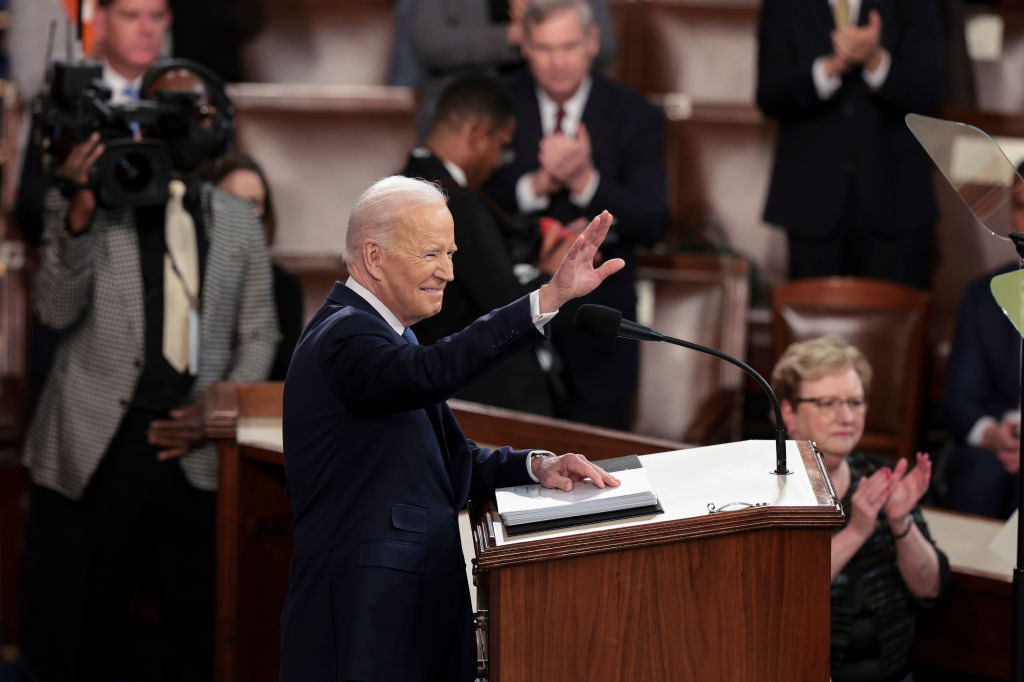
57, 133, 104, 233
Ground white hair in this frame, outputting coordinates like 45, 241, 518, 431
343, 176, 447, 263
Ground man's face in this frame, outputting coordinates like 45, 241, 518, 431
97, 0, 171, 78
522, 8, 599, 104
781, 368, 867, 469
466, 120, 515, 189
376, 203, 457, 328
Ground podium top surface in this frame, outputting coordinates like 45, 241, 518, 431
485, 440, 834, 548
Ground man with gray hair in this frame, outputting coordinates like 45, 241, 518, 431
279, 175, 623, 681
483, 0, 669, 429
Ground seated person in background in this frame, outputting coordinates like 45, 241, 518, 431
772, 336, 949, 682
401, 74, 572, 416
940, 260, 1020, 519
483, 0, 670, 429
202, 150, 304, 380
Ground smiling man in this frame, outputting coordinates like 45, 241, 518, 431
279, 175, 624, 682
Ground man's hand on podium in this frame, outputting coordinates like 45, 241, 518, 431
531, 452, 620, 492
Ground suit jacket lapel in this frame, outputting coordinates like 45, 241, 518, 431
103, 208, 146, 353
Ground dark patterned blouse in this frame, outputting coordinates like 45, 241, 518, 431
830, 452, 950, 682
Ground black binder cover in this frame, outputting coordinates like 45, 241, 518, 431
500, 454, 665, 536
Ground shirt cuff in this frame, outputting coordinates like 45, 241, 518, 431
570, 169, 600, 206
812, 55, 842, 100
862, 49, 891, 90
516, 172, 551, 213
526, 449, 556, 482
967, 416, 997, 448
529, 289, 558, 333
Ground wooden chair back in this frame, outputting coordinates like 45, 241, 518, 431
771, 277, 930, 461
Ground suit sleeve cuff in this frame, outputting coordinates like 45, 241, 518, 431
812, 56, 842, 100
570, 170, 600, 206
967, 416, 997, 448
516, 172, 551, 212
529, 289, 558, 333
526, 450, 556, 482
862, 49, 891, 90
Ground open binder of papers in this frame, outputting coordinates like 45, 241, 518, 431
494, 454, 663, 535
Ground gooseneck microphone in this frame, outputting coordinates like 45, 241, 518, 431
575, 304, 791, 476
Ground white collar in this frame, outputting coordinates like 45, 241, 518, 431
413, 146, 468, 188
440, 158, 468, 188
103, 62, 144, 104
345, 277, 405, 336
536, 76, 592, 137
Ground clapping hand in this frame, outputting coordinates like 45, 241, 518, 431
883, 452, 932, 524
848, 466, 891, 538
832, 10, 884, 70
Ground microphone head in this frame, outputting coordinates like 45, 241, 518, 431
575, 304, 623, 340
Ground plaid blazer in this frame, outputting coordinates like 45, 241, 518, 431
23, 184, 279, 500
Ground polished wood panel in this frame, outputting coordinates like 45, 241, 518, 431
915, 506, 1013, 681
470, 441, 841, 681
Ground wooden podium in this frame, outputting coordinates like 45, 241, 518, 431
204, 382, 842, 681
469, 440, 842, 681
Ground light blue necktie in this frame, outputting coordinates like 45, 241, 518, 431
123, 86, 141, 137
401, 327, 418, 345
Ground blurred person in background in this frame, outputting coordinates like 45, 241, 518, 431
202, 150, 304, 381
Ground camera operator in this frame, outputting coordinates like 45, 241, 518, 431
16, 0, 173, 418
18, 60, 279, 682
17, 0, 172, 243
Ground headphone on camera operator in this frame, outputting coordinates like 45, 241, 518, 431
47, 57, 234, 222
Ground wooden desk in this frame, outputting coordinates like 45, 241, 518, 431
915, 507, 1014, 681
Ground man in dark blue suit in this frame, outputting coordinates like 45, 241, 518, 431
941, 261, 1020, 519
483, 0, 670, 430
756, 0, 944, 289
279, 175, 623, 682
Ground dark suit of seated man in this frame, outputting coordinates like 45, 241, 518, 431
940, 260, 1020, 519
279, 175, 623, 682
402, 74, 574, 417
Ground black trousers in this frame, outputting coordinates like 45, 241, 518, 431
787, 186, 933, 290
19, 409, 216, 682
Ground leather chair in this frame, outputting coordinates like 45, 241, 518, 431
632, 252, 750, 445
771, 277, 931, 461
